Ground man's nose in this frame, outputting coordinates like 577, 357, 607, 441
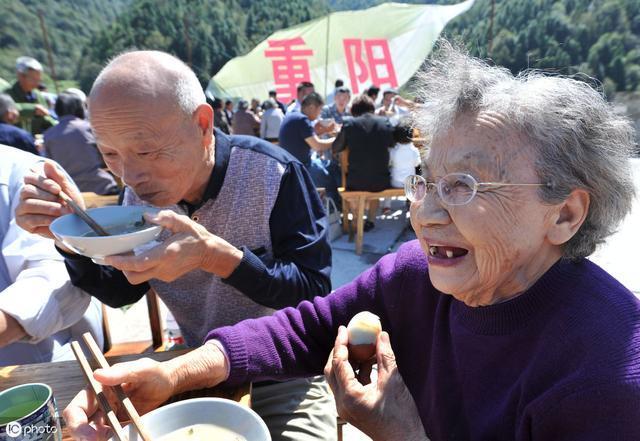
121, 160, 148, 187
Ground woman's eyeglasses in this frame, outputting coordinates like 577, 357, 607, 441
404, 173, 549, 206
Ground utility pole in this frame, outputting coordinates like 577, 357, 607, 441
37, 10, 59, 93
487, 0, 496, 58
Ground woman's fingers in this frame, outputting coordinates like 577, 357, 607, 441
63, 387, 101, 441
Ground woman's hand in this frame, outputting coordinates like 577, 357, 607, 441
324, 326, 429, 441
104, 210, 243, 284
64, 342, 229, 440
63, 358, 176, 441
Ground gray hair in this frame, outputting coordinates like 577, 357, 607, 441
91, 50, 204, 120
0, 93, 16, 116
412, 41, 636, 260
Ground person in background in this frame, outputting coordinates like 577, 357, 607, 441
210, 97, 230, 135
279, 92, 340, 207
377, 88, 398, 117
333, 95, 395, 231
325, 79, 344, 107
18, 51, 336, 439
381, 119, 422, 215
286, 81, 315, 114
321, 86, 351, 125
0, 145, 103, 366
260, 98, 284, 143
224, 99, 234, 127
251, 98, 263, 118
43, 92, 119, 195
2, 57, 57, 135
232, 100, 260, 136
269, 89, 287, 115
365, 84, 380, 106
0, 94, 37, 155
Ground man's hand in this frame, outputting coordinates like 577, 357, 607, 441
104, 210, 243, 285
324, 326, 429, 441
63, 343, 228, 441
34, 104, 50, 117
16, 161, 84, 240
0, 310, 27, 348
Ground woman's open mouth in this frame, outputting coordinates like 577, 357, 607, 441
427, 245, 469, 266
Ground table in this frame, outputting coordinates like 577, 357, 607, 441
0, 350, 251, 440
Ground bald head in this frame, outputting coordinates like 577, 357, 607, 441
90, 50, 205, 120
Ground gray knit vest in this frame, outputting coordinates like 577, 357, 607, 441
125, 146, 283, 346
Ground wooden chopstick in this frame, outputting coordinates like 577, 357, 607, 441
58, 190, 110, 236
70, 341, 128, 441
82, 333, 154, 441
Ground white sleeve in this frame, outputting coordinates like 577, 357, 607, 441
0, 161, 92, 343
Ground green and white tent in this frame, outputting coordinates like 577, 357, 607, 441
206, 0, 475, 103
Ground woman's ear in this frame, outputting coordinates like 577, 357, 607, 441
547, 189, 590, 246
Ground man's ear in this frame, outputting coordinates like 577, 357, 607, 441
194, 103, 214, 146
547, 189, 590, 246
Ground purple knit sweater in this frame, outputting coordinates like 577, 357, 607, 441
207, 240, 640, 440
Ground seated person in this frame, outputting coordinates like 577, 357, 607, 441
44, 92, 119, 195
64, 42, 640, 441
0, 94, 37, 155
0, 145, 102, 365
333, 95, 395, 230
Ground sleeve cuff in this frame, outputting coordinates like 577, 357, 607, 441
221, 247, 267, 297
204, 327, 249, 387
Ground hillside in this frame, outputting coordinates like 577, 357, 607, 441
330, 0, 640, 93
0, 0, 131, 88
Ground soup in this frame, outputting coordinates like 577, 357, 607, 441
157, 424, 247, 441
81, 222, 148, 237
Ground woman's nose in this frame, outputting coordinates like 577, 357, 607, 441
412, 193, 450, 226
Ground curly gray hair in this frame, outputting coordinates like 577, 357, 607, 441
412, 41, 636, 260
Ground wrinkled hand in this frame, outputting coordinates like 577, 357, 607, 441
105, 210, 243, 285
63, 358, 175, 441
325, 326, 428, 441
34, 104, 50, 116
16, 161, 84, 240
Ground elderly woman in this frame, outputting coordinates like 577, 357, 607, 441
65, 43, 640, 440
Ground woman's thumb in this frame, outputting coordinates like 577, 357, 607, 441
93, 362, 139, 386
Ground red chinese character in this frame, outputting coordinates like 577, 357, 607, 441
343, 38, 398, 95
265, 37, 314, 103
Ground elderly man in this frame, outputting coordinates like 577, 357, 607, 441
2, 57, 56, 135
0, 93, 37, 155
0, 145, 103, 365
17, 50, 336, 441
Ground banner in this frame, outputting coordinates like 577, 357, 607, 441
206, 0, 475, 103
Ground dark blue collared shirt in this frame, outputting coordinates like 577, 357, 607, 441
62, 130, 332, 310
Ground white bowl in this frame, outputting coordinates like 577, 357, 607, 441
49, 206, 162, 264
110, 398, 271, 441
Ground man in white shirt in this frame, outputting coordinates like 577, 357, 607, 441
0, 144, 103, 365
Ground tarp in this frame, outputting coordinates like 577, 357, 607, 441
206, 0, 475, 103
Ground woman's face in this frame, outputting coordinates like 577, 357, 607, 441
410, 112, 564, 306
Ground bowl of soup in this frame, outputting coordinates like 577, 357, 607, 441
109, 398, 270, 441
49, 205, 163, 264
